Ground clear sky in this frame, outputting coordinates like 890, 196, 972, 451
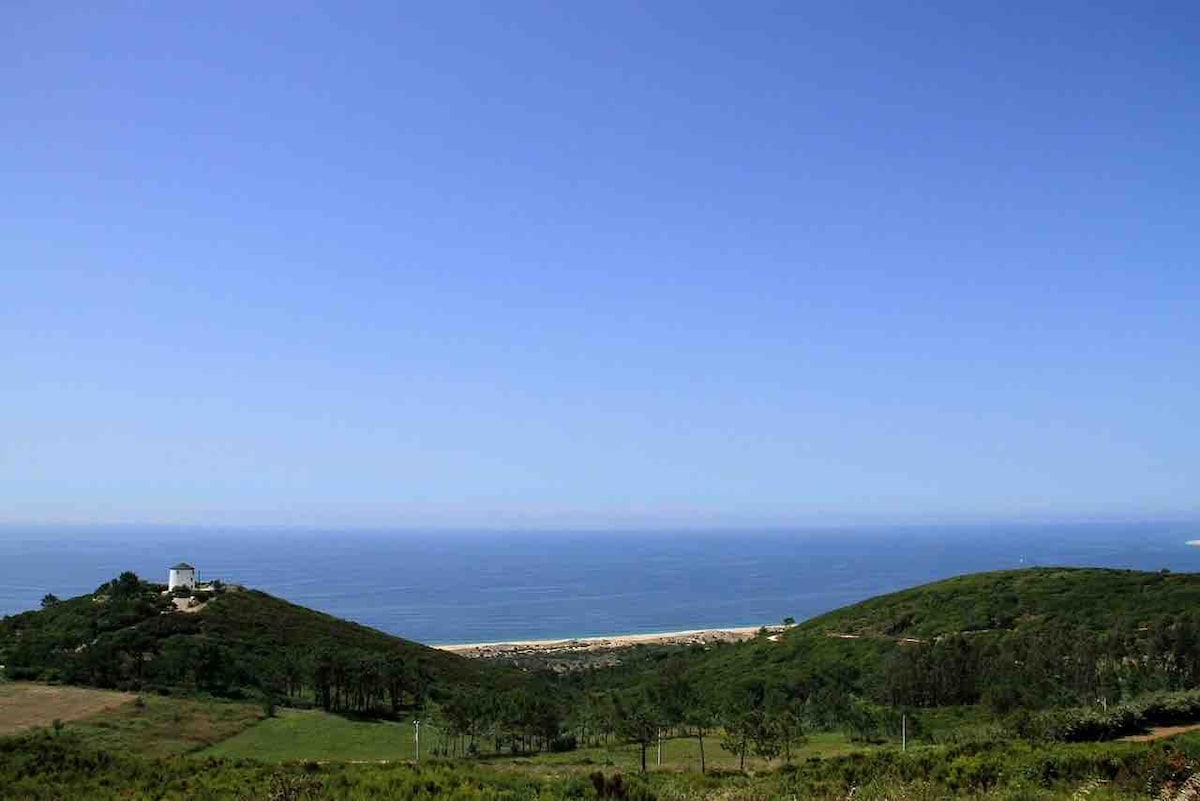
4, 2, 1198, 528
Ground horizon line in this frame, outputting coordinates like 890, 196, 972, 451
2, 513, 1198, 534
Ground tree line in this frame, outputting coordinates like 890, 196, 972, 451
883, 613, 1200, 712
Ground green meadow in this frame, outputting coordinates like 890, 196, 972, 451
201, 707, 876, 771
57, 693, 265, 757
200, 709, 420, 762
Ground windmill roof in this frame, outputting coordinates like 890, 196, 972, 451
171, 562, 195, 570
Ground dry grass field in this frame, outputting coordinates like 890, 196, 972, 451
0, 682, 134, 736
70, 693, 265, 757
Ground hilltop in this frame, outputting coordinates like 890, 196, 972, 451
792, 566, 1200, 639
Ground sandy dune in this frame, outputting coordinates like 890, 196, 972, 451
436, 626, 774, 660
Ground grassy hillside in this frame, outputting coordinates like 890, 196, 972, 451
0, 572, 501, 706
585, 567, 1200, 734
66, 693, 266, 757
9, 565, 1200, 762
9, 566, 1200, 797
194, 587, 482, 684
713, 566, 1200, 672
792, 567, 1200, 639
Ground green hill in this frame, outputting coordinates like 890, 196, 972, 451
791, 567, 1200, 639
8, 566, 1200, 733
9, 565, 1200, 789
594, 567, 1200, 721
0, 572, 505, 711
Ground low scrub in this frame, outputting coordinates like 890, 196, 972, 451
9, 727, 1200, 799
1011, 691, 1200, 742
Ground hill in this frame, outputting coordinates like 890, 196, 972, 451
0, 572, 508, 711
8, 566, 1200, 753
588, 567, 1200, 726
9, 565, 1200, 793
793, 567, 1200, 638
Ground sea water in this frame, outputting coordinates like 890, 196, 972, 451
1, 522, 1198, 645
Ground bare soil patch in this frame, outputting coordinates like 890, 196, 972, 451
0, 682, 134, 736
1121, 723, 1200, 742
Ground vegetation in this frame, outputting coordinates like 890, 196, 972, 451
801, 568, 1200, 638
586, 567, 1200, 741
1015, 690, 1200, 743
9, 566, 1200, 797
9, 727, 1200, 799
67, 693, 266, 757
0, 572, 508, 711
199, 709, 420, 762
0, 731, 588, 800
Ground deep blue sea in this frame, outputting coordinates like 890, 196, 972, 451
2, 522, 1199, 645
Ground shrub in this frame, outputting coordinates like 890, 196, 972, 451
550, 733, 577, 752
266, 770, 323, 801
590, 772, 628, 799
1019, 691, 1200, 743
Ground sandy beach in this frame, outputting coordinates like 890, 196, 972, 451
434, 625, 773, 660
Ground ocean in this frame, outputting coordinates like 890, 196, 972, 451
2, 522, 1198, 645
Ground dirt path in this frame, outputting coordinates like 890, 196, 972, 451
826, 632, 927, 644
0, 682, 135, 735
1121, 723, 1200, 742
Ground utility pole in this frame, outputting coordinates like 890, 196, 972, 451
901, 714, 906, 753
657, 730, 662, 767
414, 719, 421, 763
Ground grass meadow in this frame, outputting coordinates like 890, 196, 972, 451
200, 707, 880, 774
69, 692, 265, 756
0, 682, 266, 757
200, 709, 420, 762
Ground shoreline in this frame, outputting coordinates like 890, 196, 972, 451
433, 625, 776, 659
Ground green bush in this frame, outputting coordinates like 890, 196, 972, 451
1016, 691, 1200, 743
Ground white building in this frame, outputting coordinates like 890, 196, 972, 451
168, 562, 197, 592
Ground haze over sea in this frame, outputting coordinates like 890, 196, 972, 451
3, 522, 1198, 645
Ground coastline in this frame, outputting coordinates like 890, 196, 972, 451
434, 625, 775, 660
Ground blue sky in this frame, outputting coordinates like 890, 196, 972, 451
4, 2, 1198, 528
